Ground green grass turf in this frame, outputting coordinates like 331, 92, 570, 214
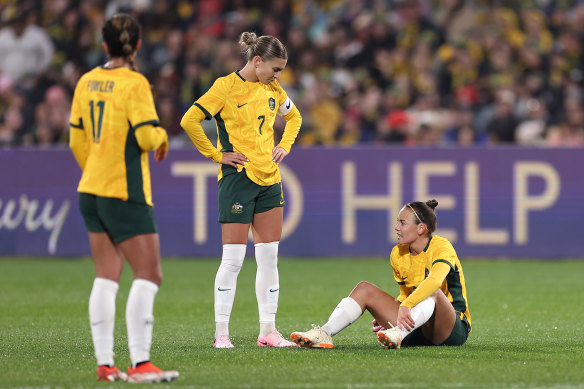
1, 258, 583, 388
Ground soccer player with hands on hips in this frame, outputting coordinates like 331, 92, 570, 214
69, 13, 178, 383
181, 32, 302, 348
291, 200, 471, 349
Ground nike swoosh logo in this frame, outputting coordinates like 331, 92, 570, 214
279, 200, 285, 205
218, 287, 232, 291
269, 288, 279, 292
285, 102, 291, 109
91, 320, 106, 326
258, 340, 268, 346
237, 103, 247, 108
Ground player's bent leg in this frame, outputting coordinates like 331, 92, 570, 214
349, 281, 401, 329
420, 290, 457, 345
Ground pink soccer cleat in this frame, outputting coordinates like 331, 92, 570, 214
213, 334, 235, 348
257, 330, 297, 347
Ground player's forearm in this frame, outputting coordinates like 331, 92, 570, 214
277, 106, 302, 153
401, 263, 450, 308
401, 278, 441, 308
135, 124, 168, 152
180, 106, 222, 163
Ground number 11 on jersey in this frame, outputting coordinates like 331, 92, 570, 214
89, 100, 105, 143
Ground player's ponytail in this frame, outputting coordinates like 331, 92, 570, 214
239, 32, 287, 62
102, 13, 140, 71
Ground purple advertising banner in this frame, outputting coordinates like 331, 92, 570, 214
1, 147, 582, 258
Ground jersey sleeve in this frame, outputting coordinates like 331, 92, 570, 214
134, 124, 168, 152
194, 78, 228, 119
69, 78, 88, 170
400, 261, 451, 308
126, 76, 160, 128
180, 104, 223, 163
69, 77, 84, 129
400, 243, 456, 309
275, 83, 301, 153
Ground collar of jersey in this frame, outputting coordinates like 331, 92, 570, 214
235, 70, 246, 82
100, 65, 124, 70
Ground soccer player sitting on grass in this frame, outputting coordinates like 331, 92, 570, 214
291, 200, 471, 349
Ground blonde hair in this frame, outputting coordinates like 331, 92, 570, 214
239, 32, 287, 62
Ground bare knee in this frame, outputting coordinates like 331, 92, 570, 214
355, 281, 375, 292
134, 268, 163, 286
350, 281, 377, 300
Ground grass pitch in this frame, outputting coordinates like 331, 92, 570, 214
1, 257, 583, 388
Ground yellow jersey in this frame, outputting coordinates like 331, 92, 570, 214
390, 235, 471, 328
182, 71, 301, 185
69, 66, 167, 206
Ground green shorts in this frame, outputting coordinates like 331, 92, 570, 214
401, 312, 470, 347
79, 193, 157, 244
217, 170, 284, 223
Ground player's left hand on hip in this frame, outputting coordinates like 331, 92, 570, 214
272, 146, 287, 164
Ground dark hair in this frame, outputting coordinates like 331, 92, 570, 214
102, 14, 141, 70
239, 32, 287, 62
407, 199, 438, 235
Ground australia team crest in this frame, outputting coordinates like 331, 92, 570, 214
231, 202, 243, 214
268, 97, 275, 111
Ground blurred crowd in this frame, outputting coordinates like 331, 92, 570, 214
1, 0, 584, 148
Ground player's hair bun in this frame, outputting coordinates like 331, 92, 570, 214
426, 199, 438, 210
239, 32, 258, 47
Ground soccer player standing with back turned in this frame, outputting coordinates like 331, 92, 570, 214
69, 13, 178, 383
181, 32, 302, 348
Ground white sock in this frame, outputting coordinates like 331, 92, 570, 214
321, 297, 363, 336
255, 242, 279, 337
399, 296, 436, 338
126, 279, 158, 367
89, 278, 119, 366
214, 244, 246, 338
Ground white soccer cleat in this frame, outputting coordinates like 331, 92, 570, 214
377, 327, 403, 349
213, 334, 235, 348
257, 330, 297, 347
290, 325, 334, 349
